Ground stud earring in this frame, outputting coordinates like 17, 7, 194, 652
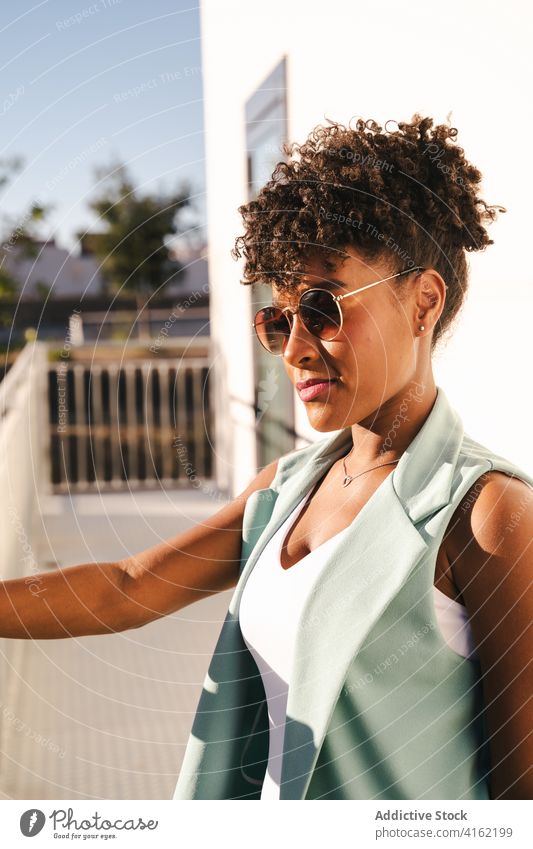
418, 324, 425, 331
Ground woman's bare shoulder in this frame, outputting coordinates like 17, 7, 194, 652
446, 469, 533, 565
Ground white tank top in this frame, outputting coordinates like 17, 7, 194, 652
239, 485, 478, 800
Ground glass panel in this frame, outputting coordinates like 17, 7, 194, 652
245, 57, 296, 470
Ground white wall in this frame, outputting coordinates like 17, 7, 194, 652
200, 0, 533, 493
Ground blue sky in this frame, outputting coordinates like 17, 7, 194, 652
0, 0, 206, 252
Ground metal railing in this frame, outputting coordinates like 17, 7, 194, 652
48, 356, 213, 491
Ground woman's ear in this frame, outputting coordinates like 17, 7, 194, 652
413, 269, 446, 330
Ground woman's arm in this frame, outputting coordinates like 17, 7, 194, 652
0, 459, 279, 640
447, 471, 533, 799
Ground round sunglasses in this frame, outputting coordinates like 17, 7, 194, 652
252, 266, 426, 355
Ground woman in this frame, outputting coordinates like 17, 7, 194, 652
1, 115, 532, 801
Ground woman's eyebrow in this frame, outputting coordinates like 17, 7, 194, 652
300, 277, 347, 290
317, 278, 347, 289
272, 278, 347, 306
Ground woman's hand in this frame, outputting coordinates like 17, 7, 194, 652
448, 471, 533, 799
0, 459, 279, 640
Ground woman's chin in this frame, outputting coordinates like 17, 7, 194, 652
304, 405, 350, 433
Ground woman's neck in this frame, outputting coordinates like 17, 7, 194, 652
348, 382, 438, 469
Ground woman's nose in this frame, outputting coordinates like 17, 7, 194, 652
282, 310, 320, 363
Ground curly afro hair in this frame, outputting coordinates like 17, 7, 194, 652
231, 114, 505, 350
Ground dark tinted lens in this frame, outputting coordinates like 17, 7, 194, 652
299, 289, 341, 340
253, 307, 291, 354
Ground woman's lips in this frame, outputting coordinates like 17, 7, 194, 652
297, 379, 338, 401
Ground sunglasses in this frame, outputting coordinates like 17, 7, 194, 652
252, 266, 427, 355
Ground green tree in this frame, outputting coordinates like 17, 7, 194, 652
82, 162, 193, 339
0, 155, 24, 192
0, 263, 17, 306
0, 156, 50, 325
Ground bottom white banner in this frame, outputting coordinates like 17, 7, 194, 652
1, 799, 531, 848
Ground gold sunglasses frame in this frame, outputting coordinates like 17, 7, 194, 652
252, 266, 431, 356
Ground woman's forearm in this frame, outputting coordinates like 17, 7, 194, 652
0, 561, 129, 639
0, 514, 241, 640
0, 458, 280, 641
0, 514, 240, 640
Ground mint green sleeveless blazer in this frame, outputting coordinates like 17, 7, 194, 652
173, 386, 533, 800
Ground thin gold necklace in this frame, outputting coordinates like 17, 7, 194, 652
341, 447, 401, 488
